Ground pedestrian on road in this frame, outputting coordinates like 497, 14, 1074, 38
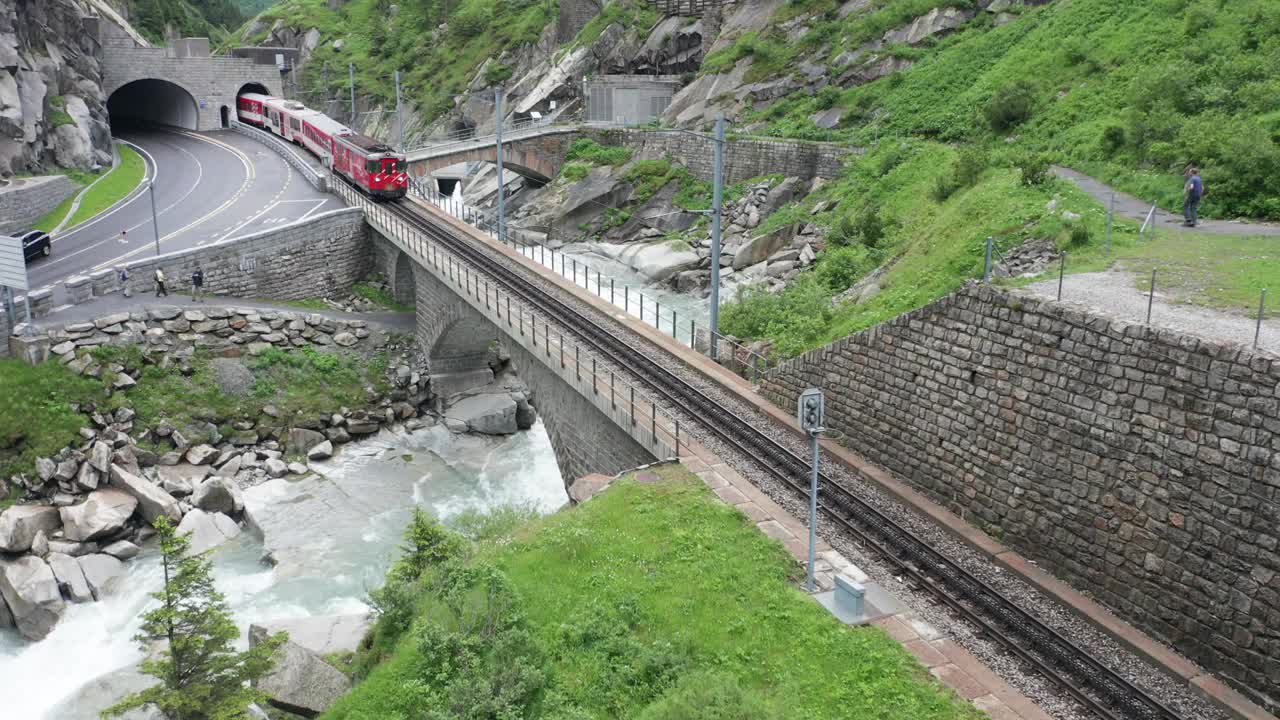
117, 229, 127, 244
118, 266, 131, 298
1183, 166, 1205, 227
191, 265, 205, 303
155, 267, 168, 297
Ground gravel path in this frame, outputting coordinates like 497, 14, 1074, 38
425, 211, 1230, 720
1024, 271, 1280, 354
1052, 167, 1280, 237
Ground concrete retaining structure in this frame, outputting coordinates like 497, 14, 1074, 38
760, 282, 1280, 711
105, 209, 370, 300
0, 176, 76, 235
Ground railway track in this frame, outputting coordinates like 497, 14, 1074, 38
379, 193, 1183, 720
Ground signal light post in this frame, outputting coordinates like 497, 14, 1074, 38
798, 387, 826, 592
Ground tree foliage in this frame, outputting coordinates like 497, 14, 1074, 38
102, 516, 285, 720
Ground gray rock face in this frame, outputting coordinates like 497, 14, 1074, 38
0, 505, 62, 553
47, 552, 93, 603
59, 488, 138, 542
265, 458, 289, 478
447, 394, 518, 435
0, 555, 66, 639
0, 592, 12, 628
733, 226, 794, 270
185, 444, 219, 465
255, 639, 352, 716
109, 464, 181, 523
175, 509, 240, 555
191, 477, 238, 515
249, 613, 372, 655
76, 553, 124, 600
306, 440, 333, 460
101, 540, 141, 560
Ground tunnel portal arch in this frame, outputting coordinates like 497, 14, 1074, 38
107, 78, 200, 130
238, 82, 270, 98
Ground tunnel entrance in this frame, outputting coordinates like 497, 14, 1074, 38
107, 78, 199, 130
220, 106, 229, 128
237, 82, 270, 98
437, 178, 460, 196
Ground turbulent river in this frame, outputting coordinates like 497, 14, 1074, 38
0, 422, 567, 719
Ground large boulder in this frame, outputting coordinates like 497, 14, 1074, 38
254, 638, 352, 717
191, 477, 238, 515
249, 614, 372, 656
176, 509, 241, 555
0, 505, 61, 553
446, 394, 518, 435
0, 593, 12, 628
47, 552, 93, 603
0, 555, 66, 639
77, 553, 124, 600
44, 664, 164, 720
59, 488, 138, 542
623, 241, 701, 283
109, 464, 181, 523
286, 428, 326, 457
733, 225, 795, 270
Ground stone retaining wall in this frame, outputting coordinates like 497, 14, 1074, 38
760, 282, 1280, 709
0, 176, 76, 235
103, 209, 370, 301
583, 127, 853, 184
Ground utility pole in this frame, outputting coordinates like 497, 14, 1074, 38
395, 70, 404, 150
709, 113, 726, 361
495, 87, 506, 245
348, 63, 356, 125
148, 181, 161, 256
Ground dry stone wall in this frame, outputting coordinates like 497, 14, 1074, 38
761, 283, 1280, 709
0, 176, 75, 235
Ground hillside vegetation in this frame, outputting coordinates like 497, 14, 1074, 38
249, 0, 554, 120
126, 0, 245, 42
323, 465, 982, 719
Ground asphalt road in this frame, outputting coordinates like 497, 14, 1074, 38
25, 127, 333, 304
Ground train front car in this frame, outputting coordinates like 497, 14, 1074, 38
340, 133, 408, 200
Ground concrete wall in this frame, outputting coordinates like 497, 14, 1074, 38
110, 209, 370, 300
584, 127, 852, 184
585, 77, 680, 125
557, 0, 602, 43
760, 283, 1280, 709
0, 176, 76, 235
99, 21, 281, 132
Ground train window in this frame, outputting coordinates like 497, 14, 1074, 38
366, 160, 379, 173
290, 118, 301, 131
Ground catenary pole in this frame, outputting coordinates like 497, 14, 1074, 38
395, 70, 404, 150
495, 87, 506, 245
348, 63, 356, 125
709, 113, 725, 361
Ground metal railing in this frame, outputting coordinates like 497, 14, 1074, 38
331, 178, 688, 458
394, 177, 773, 380
228, 122, 327, 192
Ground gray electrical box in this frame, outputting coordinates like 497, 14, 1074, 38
798, 387, 825, 434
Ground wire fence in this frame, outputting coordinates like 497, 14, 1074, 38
332, 179, 691, 459
404, 178, 774, 381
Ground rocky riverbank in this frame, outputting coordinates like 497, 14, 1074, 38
0, 304, 543, 642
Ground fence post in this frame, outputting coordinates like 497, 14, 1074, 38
1105, 192, 1115, 254
1146, 269, 1157, 325
610, 370, 615, 409
611, 278, 615, 304
1256, 288, 1267, 349
1057, 251, 1065, 302
591, 357, 596, 392
630, 386, 635, 425
983, 236, 993, 282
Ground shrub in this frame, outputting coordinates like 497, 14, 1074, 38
393, 508, 467, 583
816, 245, 872, 291
1016, 152, 1051, 187
814, 86, 840, 111
1101, 124, 1127, 156
565, 138, 632, 166
875, 143, 909, 177
984, 81, 1036, 132
561, 162, 590, 182
450, 7, 486, 39
832, 202, 884, 248
954, 146, 988, 188
637, 672, 780, 720
484, 62, 514, 86
931, 174, 961, 202
1067, 224, 1092, 248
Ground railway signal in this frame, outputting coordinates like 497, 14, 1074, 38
798, 387, 825, 592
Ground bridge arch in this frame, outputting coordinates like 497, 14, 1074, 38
107, 78, 200, 130
392, 250, 417, 308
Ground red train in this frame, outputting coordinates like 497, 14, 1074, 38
236, 93, 408, 200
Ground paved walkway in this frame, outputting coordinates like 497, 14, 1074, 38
1052, 167, 1280, 237
1024, 272, 1279, 354
38, 291, 415, 332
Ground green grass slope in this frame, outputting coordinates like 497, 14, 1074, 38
746, 0, 1280, 220
323, 465, 983, 720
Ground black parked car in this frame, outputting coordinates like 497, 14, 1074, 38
20, 230, 51, 262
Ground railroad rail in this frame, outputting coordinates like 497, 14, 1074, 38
359, 184, 1183, 720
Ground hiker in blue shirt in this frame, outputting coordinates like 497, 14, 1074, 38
1183, 166, 1205, 227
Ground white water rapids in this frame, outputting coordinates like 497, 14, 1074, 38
0, 422, 567, 719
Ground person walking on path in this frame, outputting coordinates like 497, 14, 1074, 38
118, 266, 131, 298
1183, 166, 1205, 227
191, 265, 205, 303
154, 267, 168, 297
117, 229, 127, 245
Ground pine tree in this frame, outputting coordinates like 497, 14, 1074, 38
102, 516, 285, 720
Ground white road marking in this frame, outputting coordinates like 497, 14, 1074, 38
296, 198, 329, 221
52, 304, 74, 313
